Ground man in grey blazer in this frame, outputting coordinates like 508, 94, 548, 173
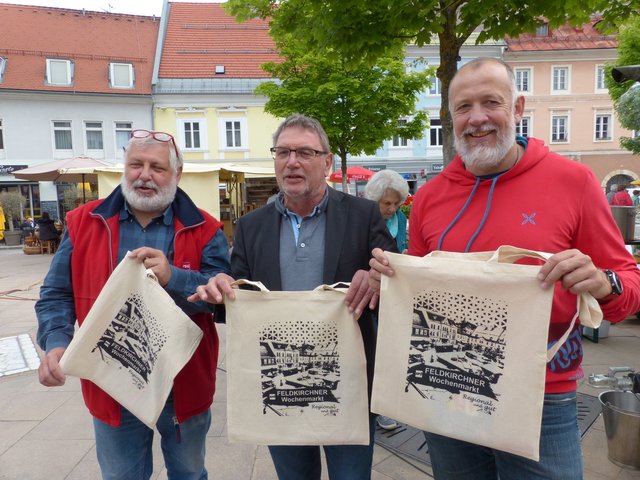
191, 114, 397, 479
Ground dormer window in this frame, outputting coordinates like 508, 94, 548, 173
109, 62, 134, 89
46, 58, 73, 86
535, 24, 549, 36
215, 65, 225, 75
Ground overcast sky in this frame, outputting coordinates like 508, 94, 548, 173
1, 0, 225, 17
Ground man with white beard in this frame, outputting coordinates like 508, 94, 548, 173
36, 130, 231, 479
368, 58, 640, 479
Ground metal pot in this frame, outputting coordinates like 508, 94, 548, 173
600, 390, 640, 469
610, 206, 636, 242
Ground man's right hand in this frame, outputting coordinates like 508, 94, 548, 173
188, 272, 237, 304
39, 347, 67, 387
368, 248, 396, 293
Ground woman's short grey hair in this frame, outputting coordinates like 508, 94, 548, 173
125, 136, 183, 173
364, 169, 409, 202
272, 114, 331, 153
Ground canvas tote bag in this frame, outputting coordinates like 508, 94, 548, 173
60, 255, 204, 428
371, 245, 602, 460
225, 280, 370, 445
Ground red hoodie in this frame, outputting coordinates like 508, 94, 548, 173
409, 137, 640, 393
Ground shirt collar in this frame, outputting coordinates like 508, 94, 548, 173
120, 201, 174, 226
274, 189, 329, 219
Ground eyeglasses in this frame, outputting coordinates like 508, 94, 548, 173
130, 129, 180, 158
270, 147, 328, 162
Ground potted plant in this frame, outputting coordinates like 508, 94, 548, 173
399, 194, 414, 218
0, 191, 27, 246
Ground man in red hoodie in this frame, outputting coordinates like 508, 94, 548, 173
36, 130, 231, 479
369, 58, 640, 479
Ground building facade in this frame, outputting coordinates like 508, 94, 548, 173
0, 3, 158, 222
2, 3, 636, 226
151, 2, 281, 226
344, 35, 505, 193
152, 2, 281, 167
504, 19, 639, 191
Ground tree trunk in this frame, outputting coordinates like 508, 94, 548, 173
340, 152, 348, 193
438, 2, 473, 167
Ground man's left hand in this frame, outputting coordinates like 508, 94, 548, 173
129, 247, 172, 287
537, 249, 612, 299
345, 269, 378, 317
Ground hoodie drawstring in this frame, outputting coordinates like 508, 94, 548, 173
437, 177, 480, 251
437, 173, 505, 252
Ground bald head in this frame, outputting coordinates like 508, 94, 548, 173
449, 58, 518, 111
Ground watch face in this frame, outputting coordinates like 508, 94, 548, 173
606, 270, 623, 295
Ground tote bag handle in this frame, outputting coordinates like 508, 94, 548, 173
231, 279, 269, 292
486, 246, 602, 361
429, 245, 602, 362
145, 268, 159, 283
231, 279, 348, 295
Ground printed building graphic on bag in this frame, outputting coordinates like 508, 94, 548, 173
91, 294, 167, 389
406, 290, 507, 410
259, 318, 341, 416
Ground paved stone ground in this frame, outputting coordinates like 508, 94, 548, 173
1, 247, 640, 479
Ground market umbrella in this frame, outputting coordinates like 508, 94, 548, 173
630, 180, 640, 186
12, 156, 112, 182
12, 156, 113, 202
328, 166, 375, 183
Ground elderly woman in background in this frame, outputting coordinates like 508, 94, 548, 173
364, 169, 410, 431
364, 169, 409, 253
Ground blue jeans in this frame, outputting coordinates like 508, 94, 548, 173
424, 392, 582, 480
93, 394, 211, 480
268, 414, 376, 480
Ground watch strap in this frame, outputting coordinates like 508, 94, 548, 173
604, 269, 623, 296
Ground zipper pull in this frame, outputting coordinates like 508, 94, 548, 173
173, 416, 182, 444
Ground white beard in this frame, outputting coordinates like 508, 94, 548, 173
454, 121, 516, 171
121, 177, 177, 213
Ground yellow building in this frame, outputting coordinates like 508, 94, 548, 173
151, 2, 282, 228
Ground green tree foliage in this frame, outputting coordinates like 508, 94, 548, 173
255, 36, 433, 189
616, 86, 640, 154
228, 0, 639, 165
606, 16, 640, 101
606, 17, 640, 154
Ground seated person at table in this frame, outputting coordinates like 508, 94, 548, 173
21, 217, 35, 233
37, 212, 60, 243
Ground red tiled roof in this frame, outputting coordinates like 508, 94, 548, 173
506, 20, 617, 52
0, 3, 159, 94
159, 2, 280, 79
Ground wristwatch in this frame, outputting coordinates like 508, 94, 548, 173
604, 270, 623, 296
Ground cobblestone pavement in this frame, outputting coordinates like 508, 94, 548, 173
1, 247, 639, 479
